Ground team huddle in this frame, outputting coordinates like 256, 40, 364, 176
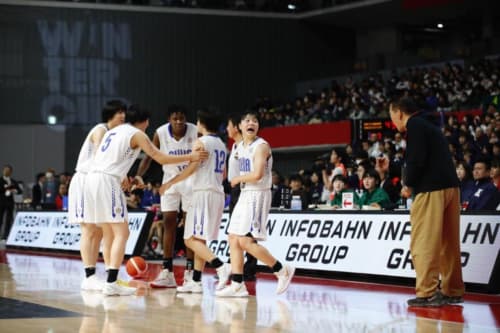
68, 101, 294, 297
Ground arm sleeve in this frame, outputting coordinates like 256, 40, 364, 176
404, 121, 427, 187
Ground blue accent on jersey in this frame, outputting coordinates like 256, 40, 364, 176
101, 132, 116, 152
239, 158, 251, 172
200, 202, 205, 235
250, 197, 256, 232
168, 148, 192, 155
119, 191, 125, 218
111, 186, 116, 218
193, 209, 197, 235
214, 149, 226, 174
80, 195, 84, 218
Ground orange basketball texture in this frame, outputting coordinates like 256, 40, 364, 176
126, 256, 148, 278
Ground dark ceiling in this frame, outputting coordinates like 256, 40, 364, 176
5, 0, 498, 32
300, 0, 495, 30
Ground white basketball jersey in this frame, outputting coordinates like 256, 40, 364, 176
192, 135, 227, 193
156, 122, 198, 180
227, 141, 240, 182
75, 123, 107, 173
236, 137, 273, 191
90, 124, 141, 180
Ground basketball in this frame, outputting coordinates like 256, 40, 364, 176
126, 256, 148, 278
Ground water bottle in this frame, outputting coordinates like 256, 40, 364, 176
406, 197, 413, 210
279, 187, 289, 209
283, 188, 291, 209
398, 197, 406, 209
291, 195, 302, 210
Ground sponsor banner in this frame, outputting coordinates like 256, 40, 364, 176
209, 212, 499, 285
7, 211, 498, 286
6, 211, 151, 256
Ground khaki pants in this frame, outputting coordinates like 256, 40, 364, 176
410, 187, 465, 298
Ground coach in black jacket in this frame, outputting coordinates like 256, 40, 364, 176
0, 165, 22, 240
389, 97, 464, 307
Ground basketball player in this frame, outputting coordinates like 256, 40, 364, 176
68, 100, 126, 292
226, 113, 257, 281
216, 111, 295, 297
158, 109, 232, 293
137, 105, 198, 289
84, 105, 208, 296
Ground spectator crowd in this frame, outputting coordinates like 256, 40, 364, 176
267, 105, 499, 213
253, 58, 500, 128
1, 58, 499, 246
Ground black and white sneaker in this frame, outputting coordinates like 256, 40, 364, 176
442, 294, 464, 304
407, 291, 445, 307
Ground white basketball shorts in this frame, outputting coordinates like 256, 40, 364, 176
228, 189, 271, 241
68, 171, 86, 224
160, 177, 193, 212
84, 172, 128, 223
183, 190, 224, 242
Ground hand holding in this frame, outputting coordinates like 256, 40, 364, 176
190, 150, 209, 162
401, 186, 412, 198
230, 177, 240, 188
131, 176, 145, 189
121, 178, 130, 191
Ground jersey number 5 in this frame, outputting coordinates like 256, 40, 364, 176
101, 132, 117, 152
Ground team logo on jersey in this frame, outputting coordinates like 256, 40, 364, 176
253, 222, 259, 229
195, 224, 202, 232
114, 207, 122, 216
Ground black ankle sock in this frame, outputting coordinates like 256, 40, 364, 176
85, 267, 96, 278
162, 258, 173, 271
186, 258, 194, 271
210, 258, 223, 269
272, 261, 283, 273
232, 274, 243, 283
193, 270, 202, 282
107, 269, 119, 283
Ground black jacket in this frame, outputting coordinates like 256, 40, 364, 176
464, 178, 500, 211
404, 114, 459, 195
32, 183, 43, 207
0, 177, 22, 207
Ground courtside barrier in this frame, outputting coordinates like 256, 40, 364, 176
6, 209, 499, 293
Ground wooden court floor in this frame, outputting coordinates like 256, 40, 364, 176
0, 249, 499, 333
